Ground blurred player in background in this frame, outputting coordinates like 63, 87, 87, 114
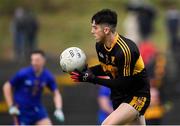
98, 86, 113, 124
3, 50, 64, 125
71, 9, 150, 125
97, 76, 113, 124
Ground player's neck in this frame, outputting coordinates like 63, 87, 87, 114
35, 68, 43, 77
104, 32, 116, 49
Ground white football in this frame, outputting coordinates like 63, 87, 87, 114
60, 47, 87, 73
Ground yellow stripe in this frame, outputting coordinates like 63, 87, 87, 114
116, 41, 127, 76
117, 38, 130, 76
133, 55, 145, 75
100, 61, 118, 78
119, 40, 130, 76
119, 37, 131, 76
129, 96, 146, 111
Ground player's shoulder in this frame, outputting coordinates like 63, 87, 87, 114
43, 68, 54, 77
18, 66, 32, 74
100, 86, 110, 92
13, 66, 32, 78
99, 86, 111, 95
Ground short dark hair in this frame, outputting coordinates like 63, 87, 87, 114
30, 50, 46, 58
91, 9, 117, 31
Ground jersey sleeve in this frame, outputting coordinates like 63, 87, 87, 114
9, 71, 23, 87
99, 86, 110, 97
90, 64, 106, 76
46, 72, 58, 92
93, 69, 148, 91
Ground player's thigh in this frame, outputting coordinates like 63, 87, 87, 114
35, 118, 52, 125
101, 103, 139, 125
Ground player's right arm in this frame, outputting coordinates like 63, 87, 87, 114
46, 71, 65, 122
89, 64, 106, 76
98, 86, 113, 114
98, 96, 113, 114
3, 70, 23, 116
3, 81, 20, 115
3, 81, 13, 107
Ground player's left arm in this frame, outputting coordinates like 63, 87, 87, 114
53, 89, 65, 122
71, 43, 147, 90
93, 74, 146, 90
71, 69, 145, 90
47, 72, 65, 122
53, 89, 63, 110
89, 64, 106, 76
91, 48, 146, 90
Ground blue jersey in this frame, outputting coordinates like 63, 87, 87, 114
10, 66, 57, 108
98, 86, 112, 124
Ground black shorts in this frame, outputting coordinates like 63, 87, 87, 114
112, 95, 150, 115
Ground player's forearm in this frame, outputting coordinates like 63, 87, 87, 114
89, 64, 105, 76
53, 90, 63, 110
102, 104, 113, 114
94, 75, 144, 89
98, 97, 113, 114
3, 82, 13, 107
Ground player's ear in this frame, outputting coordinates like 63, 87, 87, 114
103, 26, 110, 35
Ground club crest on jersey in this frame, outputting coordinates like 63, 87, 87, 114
25, 80, 32, 86
105, 55, 110, 64
98, 52, 104, 58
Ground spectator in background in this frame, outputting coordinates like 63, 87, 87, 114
24, 9, 39, 57
123, 0, 156, 45
166, 5, 180, 82
137, 3, 156, 40
145, 87, 165, 125
144, 53, 170, 125
139, 40, 168, 125
123, 0, 141, 45
166, 5, 180, 52
11, 7, 39, 61
139, 39, 157, 65
11, 7, 26, 60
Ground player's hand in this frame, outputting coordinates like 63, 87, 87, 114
9, 106, 20, 115
54, 109, 65, 122
70, 69, 96, 83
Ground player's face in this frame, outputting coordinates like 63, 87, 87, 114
91, 20, 105, 42
31, 54, 45, 72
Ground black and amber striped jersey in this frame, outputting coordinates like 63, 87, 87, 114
96, 33, 145, 78
91, 33, 150, 101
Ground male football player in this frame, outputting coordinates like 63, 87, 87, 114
71, 9, 150, 125
3, 50, 64, 125
98, 85, 113, 124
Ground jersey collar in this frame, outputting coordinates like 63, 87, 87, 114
104, 32, 119, 52
30, 66, 44, 77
